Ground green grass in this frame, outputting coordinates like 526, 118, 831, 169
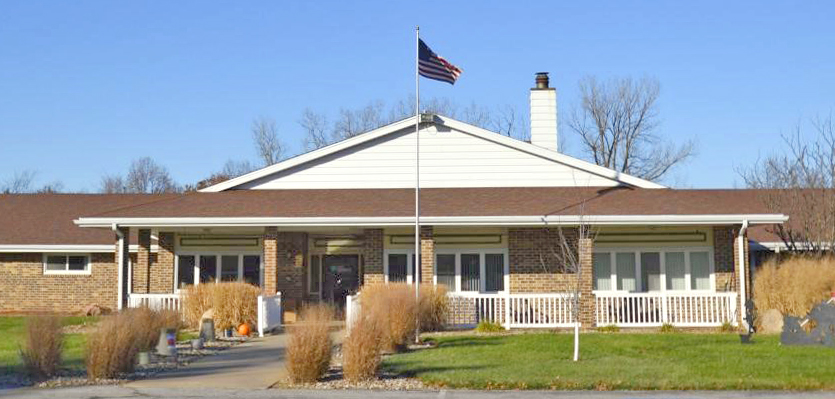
384, 333, 835, 390
0, 316, 96, 374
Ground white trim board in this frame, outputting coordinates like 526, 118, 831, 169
0, 244, 159, 253
199, 115, 665, 192
75, 214, 788, 229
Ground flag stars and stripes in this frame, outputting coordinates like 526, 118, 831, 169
418, 39, 462, 85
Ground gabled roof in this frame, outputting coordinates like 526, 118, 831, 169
200, 115, 666, 192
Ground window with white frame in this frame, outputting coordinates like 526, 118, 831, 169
43, 254, 90, 275
383, 250, 419, 283
175, 253, 261, 291
309, 255, 322, 294
434, 249, 507, 293
593, 248, 714, 292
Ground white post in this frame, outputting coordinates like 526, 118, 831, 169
414, 26, 422, 344
257, 295, 264, 337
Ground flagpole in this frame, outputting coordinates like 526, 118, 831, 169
414, 25, 421, 344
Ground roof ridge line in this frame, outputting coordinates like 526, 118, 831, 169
83, 193, 191, 218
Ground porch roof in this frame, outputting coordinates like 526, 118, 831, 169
74, 187, 787, 228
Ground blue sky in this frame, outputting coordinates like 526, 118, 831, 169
1, 1, 833, 191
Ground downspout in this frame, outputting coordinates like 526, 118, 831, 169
737, 220, 749, 331
112, 223, 124, 311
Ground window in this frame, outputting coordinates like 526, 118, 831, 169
665, 252, 686, 291
616, 252, 637, 291
177, 255, 195, 289
199, 255, 217, 283
436, 254, 455, 289
690, 251, 711, 290
243, 255, 260, 286
460, 254, 480, 291
485, 253, 504, 292
593, 253, 612, 290
44, 254, 90, 274
388, 254, 408, 283
309, 255, 321, 294
220, 255, 239, 282
594, 248, 714, 292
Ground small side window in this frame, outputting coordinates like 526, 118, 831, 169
43, 254, 90, 275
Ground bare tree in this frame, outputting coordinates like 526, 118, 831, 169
299, 108, 330, 151
538, 211, 596, 361
252, 117, 286, 166
1, 170, 36, 194
100, 157, 180, 193
568, 76, 694, 182
739, 115, 835, 253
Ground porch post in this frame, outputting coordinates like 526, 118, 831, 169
114, 227, 130, 309
263, 227, 278, 295
152, 232, 175, 293
733, 224, 750, 331
420, 226, 434, 285
135, 229, 151, 294
362, 229, 384, 285
578, 237, 595, 328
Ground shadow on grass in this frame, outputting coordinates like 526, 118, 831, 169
383, 361, 489, 377
432, 336, 506, 349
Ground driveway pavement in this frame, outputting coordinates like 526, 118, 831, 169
5, 387, 835, 399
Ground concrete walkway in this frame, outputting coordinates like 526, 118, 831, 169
126, 329, 344, 389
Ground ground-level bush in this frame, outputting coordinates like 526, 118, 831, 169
86, 308, 181, 380
475, 320, 505, 333
285, 304, 334, 383
181, 282, 260, 331
19, 315, 63, 379
361, 283, 418, 352
754, 256, 835, 317
342, 312, 383, 382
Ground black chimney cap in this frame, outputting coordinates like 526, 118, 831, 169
534, 72, 550, 89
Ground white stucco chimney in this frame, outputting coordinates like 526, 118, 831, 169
529, 72, 558, 152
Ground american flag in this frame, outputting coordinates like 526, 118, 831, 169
418, 39, 462, 85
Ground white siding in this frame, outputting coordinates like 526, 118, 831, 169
240, 125, 621, 189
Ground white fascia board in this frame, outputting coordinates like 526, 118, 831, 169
0, 244, 158, 253
437, 117, 666, 189
75, 214, 787, 228
199, 116, 418, 192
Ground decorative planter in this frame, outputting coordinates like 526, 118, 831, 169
138, 351, 150, 365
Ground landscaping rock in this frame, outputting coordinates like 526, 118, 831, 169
201, 308, 214, 320
83, 304, 110, 317
759, 308, 784, 334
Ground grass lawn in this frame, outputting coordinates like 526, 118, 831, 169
0, 316, 96, 374
384, 332, 835, 390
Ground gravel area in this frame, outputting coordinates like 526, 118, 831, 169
1, 337, 245, 390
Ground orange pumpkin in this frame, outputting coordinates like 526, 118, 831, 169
237, 323, 251, 336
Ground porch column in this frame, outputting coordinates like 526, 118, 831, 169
135, 229, 151, 294
276, 232, 307, 322
578, 237, 595, 328
362, 229, 384, 285
733, 225, 751, 331
115, 227, 130, 309
263, 227, 278, 295
150, 232, 175, 293
420, 226, 434, 285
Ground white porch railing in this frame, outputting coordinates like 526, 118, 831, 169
346, 293, 361, 330
257, 292, 283, 337
446, 293, 576, 329
594, 291, 738, 327
127, 293, 181, 311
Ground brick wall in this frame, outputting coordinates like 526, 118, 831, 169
420, 226, 434, 285
714, 226, 736, 292
263, 227, 278, 295
134, 229, 151, 293
508, 228, 579, 293
276, 232, 307, 312
363, 228, 384, 285
0, 252, 118, 313
150, 232, 175, 293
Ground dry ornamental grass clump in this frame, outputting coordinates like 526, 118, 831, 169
418, 285, 449, 332
86, 308, 182, 380
342, 311, 383, 382
754, 256, 835, 317
181, 282, 260, 330
19, 315, 63, 379
361, 283, 418, 352
285, 304, 335, 383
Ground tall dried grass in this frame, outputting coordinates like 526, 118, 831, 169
361, 283, 417, 351
19, 315, 63, 379
285, 304, 335, 383
181, 282, 260, 330
342, 312, 382, 382
86, 308, 181, 380
418, 285, 448, 332
754, 256, 835, 317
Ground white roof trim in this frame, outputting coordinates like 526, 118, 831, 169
0, 244, 157, 253
200, 115, 665, 192
76, 214, 787, 228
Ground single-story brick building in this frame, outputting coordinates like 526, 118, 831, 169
0, 74, 790, 330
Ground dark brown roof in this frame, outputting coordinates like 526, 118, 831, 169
0, 194, 176, 245
86, 187, 775, 218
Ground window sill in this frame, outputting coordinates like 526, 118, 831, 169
43, 270, 91, 276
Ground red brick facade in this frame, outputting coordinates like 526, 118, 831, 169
362, 228, 384, 285
263, 227, 278, 295
420, 226, 434, 285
